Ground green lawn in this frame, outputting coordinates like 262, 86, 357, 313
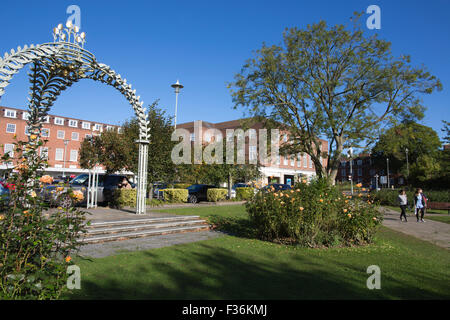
385, 205, 450, 224
66, 205, 450, 300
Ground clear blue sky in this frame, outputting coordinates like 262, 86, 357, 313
0, 0, 449, 139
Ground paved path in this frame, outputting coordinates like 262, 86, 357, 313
381, 207, 450, 249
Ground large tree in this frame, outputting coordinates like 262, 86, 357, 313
371, 121, 442, 183
228, 16, 442, 184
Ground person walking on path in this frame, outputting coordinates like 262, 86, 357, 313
398, 189, 408, 222
414, 188, 427, 223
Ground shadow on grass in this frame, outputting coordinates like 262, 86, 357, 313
207, 214, 257, 239
67, 239, 449, 300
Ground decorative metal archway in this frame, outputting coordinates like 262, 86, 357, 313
0, 23, 150, 214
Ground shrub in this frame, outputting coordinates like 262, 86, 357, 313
236, 187, 255, 201
0, 134, 87, 299
207, 188, 228, 202
246, 178, 382, 247
163, 188, 188, 203
173, 183, 191, 189
111, 189, 137, 208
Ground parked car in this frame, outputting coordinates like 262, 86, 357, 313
261, 183, 292, 192
42, 173, 135, 207
187, 184, 217, 203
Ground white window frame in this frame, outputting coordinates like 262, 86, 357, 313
106, 125, 114, 132
4, 109, 16, 118
57, 130, 65, 139
41, 128, 50, 138
69, 150, 78, 162
82, 122, 91, 130
309, 156, 313, 168
6, 123, 16, 134
55, 148, 64, 161
71, 132, 79, 141
290, 155, 295, 166
68, 120, 78, 128
93, 124, 103, 132
4, 144, 14, 157
283, 154, 288, 165
22, 112, 30, 120
297, 153, 301, 167
54, 117, 64, 126
117, 127, 122, 134
303, 154, 307, 168
40, 147, 48, 160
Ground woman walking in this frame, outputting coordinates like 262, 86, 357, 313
414, 188, 426, 222
398, 190, 408, 222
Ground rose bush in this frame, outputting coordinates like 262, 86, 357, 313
0, 133, 88, 299
246, 178, 382, 247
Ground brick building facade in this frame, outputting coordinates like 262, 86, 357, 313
0, 106, 120, 177
177, 119, 328, 186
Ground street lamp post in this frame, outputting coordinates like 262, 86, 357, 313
386, 157, 390, 189
62, 139, 69, 178
405, 148, 409, 179
171, 80, 184, 130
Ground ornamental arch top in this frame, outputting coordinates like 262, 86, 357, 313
0, 22, 150, 214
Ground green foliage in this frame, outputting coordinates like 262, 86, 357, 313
372, 121, 442, 184
228, 15, 442, 182
236, 187, 255, 200
79, 101, 176, 184
246, 179, 382, 247
162, 189, 188, 203
111, 189, 137, 208
0, 136, 87, 300
207, 188, 228, 202
371, 189, 450, 206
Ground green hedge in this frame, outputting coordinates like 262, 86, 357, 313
163, 188, 188, 203
207, 188, 228, 202
112, 189, 136, 208
173, 183, 191, 189
371, 189, 450, 206
236, 187, 255, 200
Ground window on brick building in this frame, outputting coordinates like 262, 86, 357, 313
82, 122, 91, 130
309, 156, 313, 168
6, 123, 16, 134
55, 148, 64, 161
106, 125, 114, 132
25, 126, 30, 135
54, 117, 64, 126
303, 154, 307, 168
71, 132, 79, 141
297, 153, 301, 167
57, 130, 65, 139
290, 155, 295, 166
22, 112, 30, 120
68, 120, 78, 128
42, 128, 50, 137
40, 147, 48, 160
283, 154, 288, 165
85, 134, 92, 140
4, 109, 16, 118
4, 144, 14, 157
93, 124, 103, 131
70, 150, 78, 162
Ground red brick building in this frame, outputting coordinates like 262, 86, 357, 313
0, 106, 120, 177
177, 119, 328, 186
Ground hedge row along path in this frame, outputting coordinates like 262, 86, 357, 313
381, 207, 450, 249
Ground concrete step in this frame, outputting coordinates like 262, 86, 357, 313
80, 224, 210, 244
86, 215, 202, 229
86, 219, 207, 236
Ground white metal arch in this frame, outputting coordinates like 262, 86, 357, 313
0, 37, 150, 214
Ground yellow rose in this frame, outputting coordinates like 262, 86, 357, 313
299, 207, 304, 211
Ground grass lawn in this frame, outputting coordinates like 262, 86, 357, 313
66, 205, 450, 300
385, 205, 450, 224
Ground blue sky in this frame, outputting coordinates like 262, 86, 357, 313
0, 0, 449, 139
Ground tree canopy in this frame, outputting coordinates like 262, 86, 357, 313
228, 15, 442, 184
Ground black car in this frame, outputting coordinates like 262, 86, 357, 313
187, 184, 217, 204
262, 183, 292, 192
